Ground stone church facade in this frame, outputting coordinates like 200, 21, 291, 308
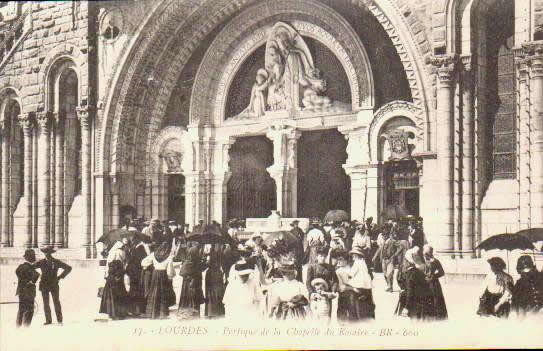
0, 0, 541, 260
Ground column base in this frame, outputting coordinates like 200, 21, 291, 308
52, 242, 65, 248
0, 241, 10, 248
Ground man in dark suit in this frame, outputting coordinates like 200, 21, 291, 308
34, 246, 72, 325
16, 249, 40, 327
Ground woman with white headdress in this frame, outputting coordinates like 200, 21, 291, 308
423, 245, 448, 320
222, 260, 263, 320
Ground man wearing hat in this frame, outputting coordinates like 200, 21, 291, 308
34, 246, 72, 325
512, 255, 543, 316
15, 249, 40, 327
290, 220, 305, 282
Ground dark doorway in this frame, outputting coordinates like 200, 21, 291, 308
382, 160, 419, 220
167, 174, 185, 224
227, 136, 276, 220
297, 129, 350, 218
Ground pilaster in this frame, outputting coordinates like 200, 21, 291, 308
36, 111, 52, 247
0, 120, 9, 247
53, 112, 65, 248
18, 112, 35, 248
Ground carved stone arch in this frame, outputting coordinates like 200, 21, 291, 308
148, 126, 190, 178
190, 0, 375, 125
101, 0, 432, 179
0, 87, 21, 129
369, 100, 422, 163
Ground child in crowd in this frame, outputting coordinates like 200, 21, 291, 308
310, 278, 337, 324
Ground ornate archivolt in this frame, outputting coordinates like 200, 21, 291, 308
190, 0, 374, 126
100, 0, 432, 177
369, 100, 422, 163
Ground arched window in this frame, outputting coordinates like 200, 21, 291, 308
485, 1, 515, 180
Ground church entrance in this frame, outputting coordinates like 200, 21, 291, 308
227, 136, 276, 220
297, 129, 350, 219
382, 159, 419, 220
167, 174, 186, 224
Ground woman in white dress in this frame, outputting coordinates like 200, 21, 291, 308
477, 257, 514, 318
222, 261, 263, 320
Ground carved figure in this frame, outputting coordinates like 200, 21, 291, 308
246, 69, 270, 117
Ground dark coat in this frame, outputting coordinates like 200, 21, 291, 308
34, 257, 72, 291
512, 271, 543, 314
16, 262, 40, 298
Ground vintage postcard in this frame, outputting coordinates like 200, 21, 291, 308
0, 0, 542, 350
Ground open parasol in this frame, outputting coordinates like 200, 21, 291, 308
96, 228, 150, 249
476, 233, 537, 272
517, 228, 543, 243
323, 209, 350, 223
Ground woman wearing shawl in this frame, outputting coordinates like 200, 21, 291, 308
204, 244, 225, 318
223, 261, 263, 320
141, 241, 176, 319
402, 247, 433, 320
126, 236, 151, 316
477, 256, 513, 318
423, 245, 448, 320
99, 241, 129, 320
178, 245, 207, 319
268, 263, 309, 320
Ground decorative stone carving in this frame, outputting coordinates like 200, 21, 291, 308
99, 7, 123, 41
386, 129, 414, 160
161, 150, 183, 173
76, 105, 94, 130
17, 112, 34, 134
426, 54, 458, 84
36, 111, 52, 133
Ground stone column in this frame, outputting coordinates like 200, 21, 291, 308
36, 112, 52, 247
523, 42, 543, 228
339, 123, 372, 221
18, 113, 34, 248
111, 176, 120, 230
54, 112, 65, 248
427, 54, 457, 256
76, 105, 93, 258
210, 140, 234, 224
460, 55, 476, 258
266, 125, 300, 218
0, 119, 8, 247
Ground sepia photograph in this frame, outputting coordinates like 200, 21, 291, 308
0, 0, 542, 350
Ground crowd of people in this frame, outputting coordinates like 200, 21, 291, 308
14, 215, 543, 328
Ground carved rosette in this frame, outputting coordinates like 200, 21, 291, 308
426, 54, 458, 85
17, 113, 35, 135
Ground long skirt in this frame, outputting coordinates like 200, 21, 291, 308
428, 279, 448, 320
99, 278, 128, 320
477, 290, 510, 318
394, 290, 408, 316
145, 270, 176, 319
337, 289, 375, 323
178, 274, 204, 319
141, 266, 153, 298
128, 269, 145, 315
205, 271, 225, 318
307, 246, 320, 265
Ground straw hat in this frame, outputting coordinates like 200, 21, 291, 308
311, 278, 329, 290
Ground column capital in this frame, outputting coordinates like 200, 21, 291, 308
266, 124, 300, 140
426, 54, 458, 84
515, 41, 543, 78
76, 105, 95, 129
36, 111, 53, 132
17, 112, 35, 134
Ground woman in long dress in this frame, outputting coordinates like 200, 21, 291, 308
477, 257, 513, 318
204, 245, 225, 318
403, 247, 433, 320
269, 263, 309, 320
126, 237, 151, 316
223, 261, 263, 320
99, 241, 128, 320
141, 242, 176, 319
423, 245, 448, 320
178, 246, 206, 319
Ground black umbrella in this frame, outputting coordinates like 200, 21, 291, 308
323, 210, 350, 223
476, 233, 536, 273
517, 228, 543, 243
